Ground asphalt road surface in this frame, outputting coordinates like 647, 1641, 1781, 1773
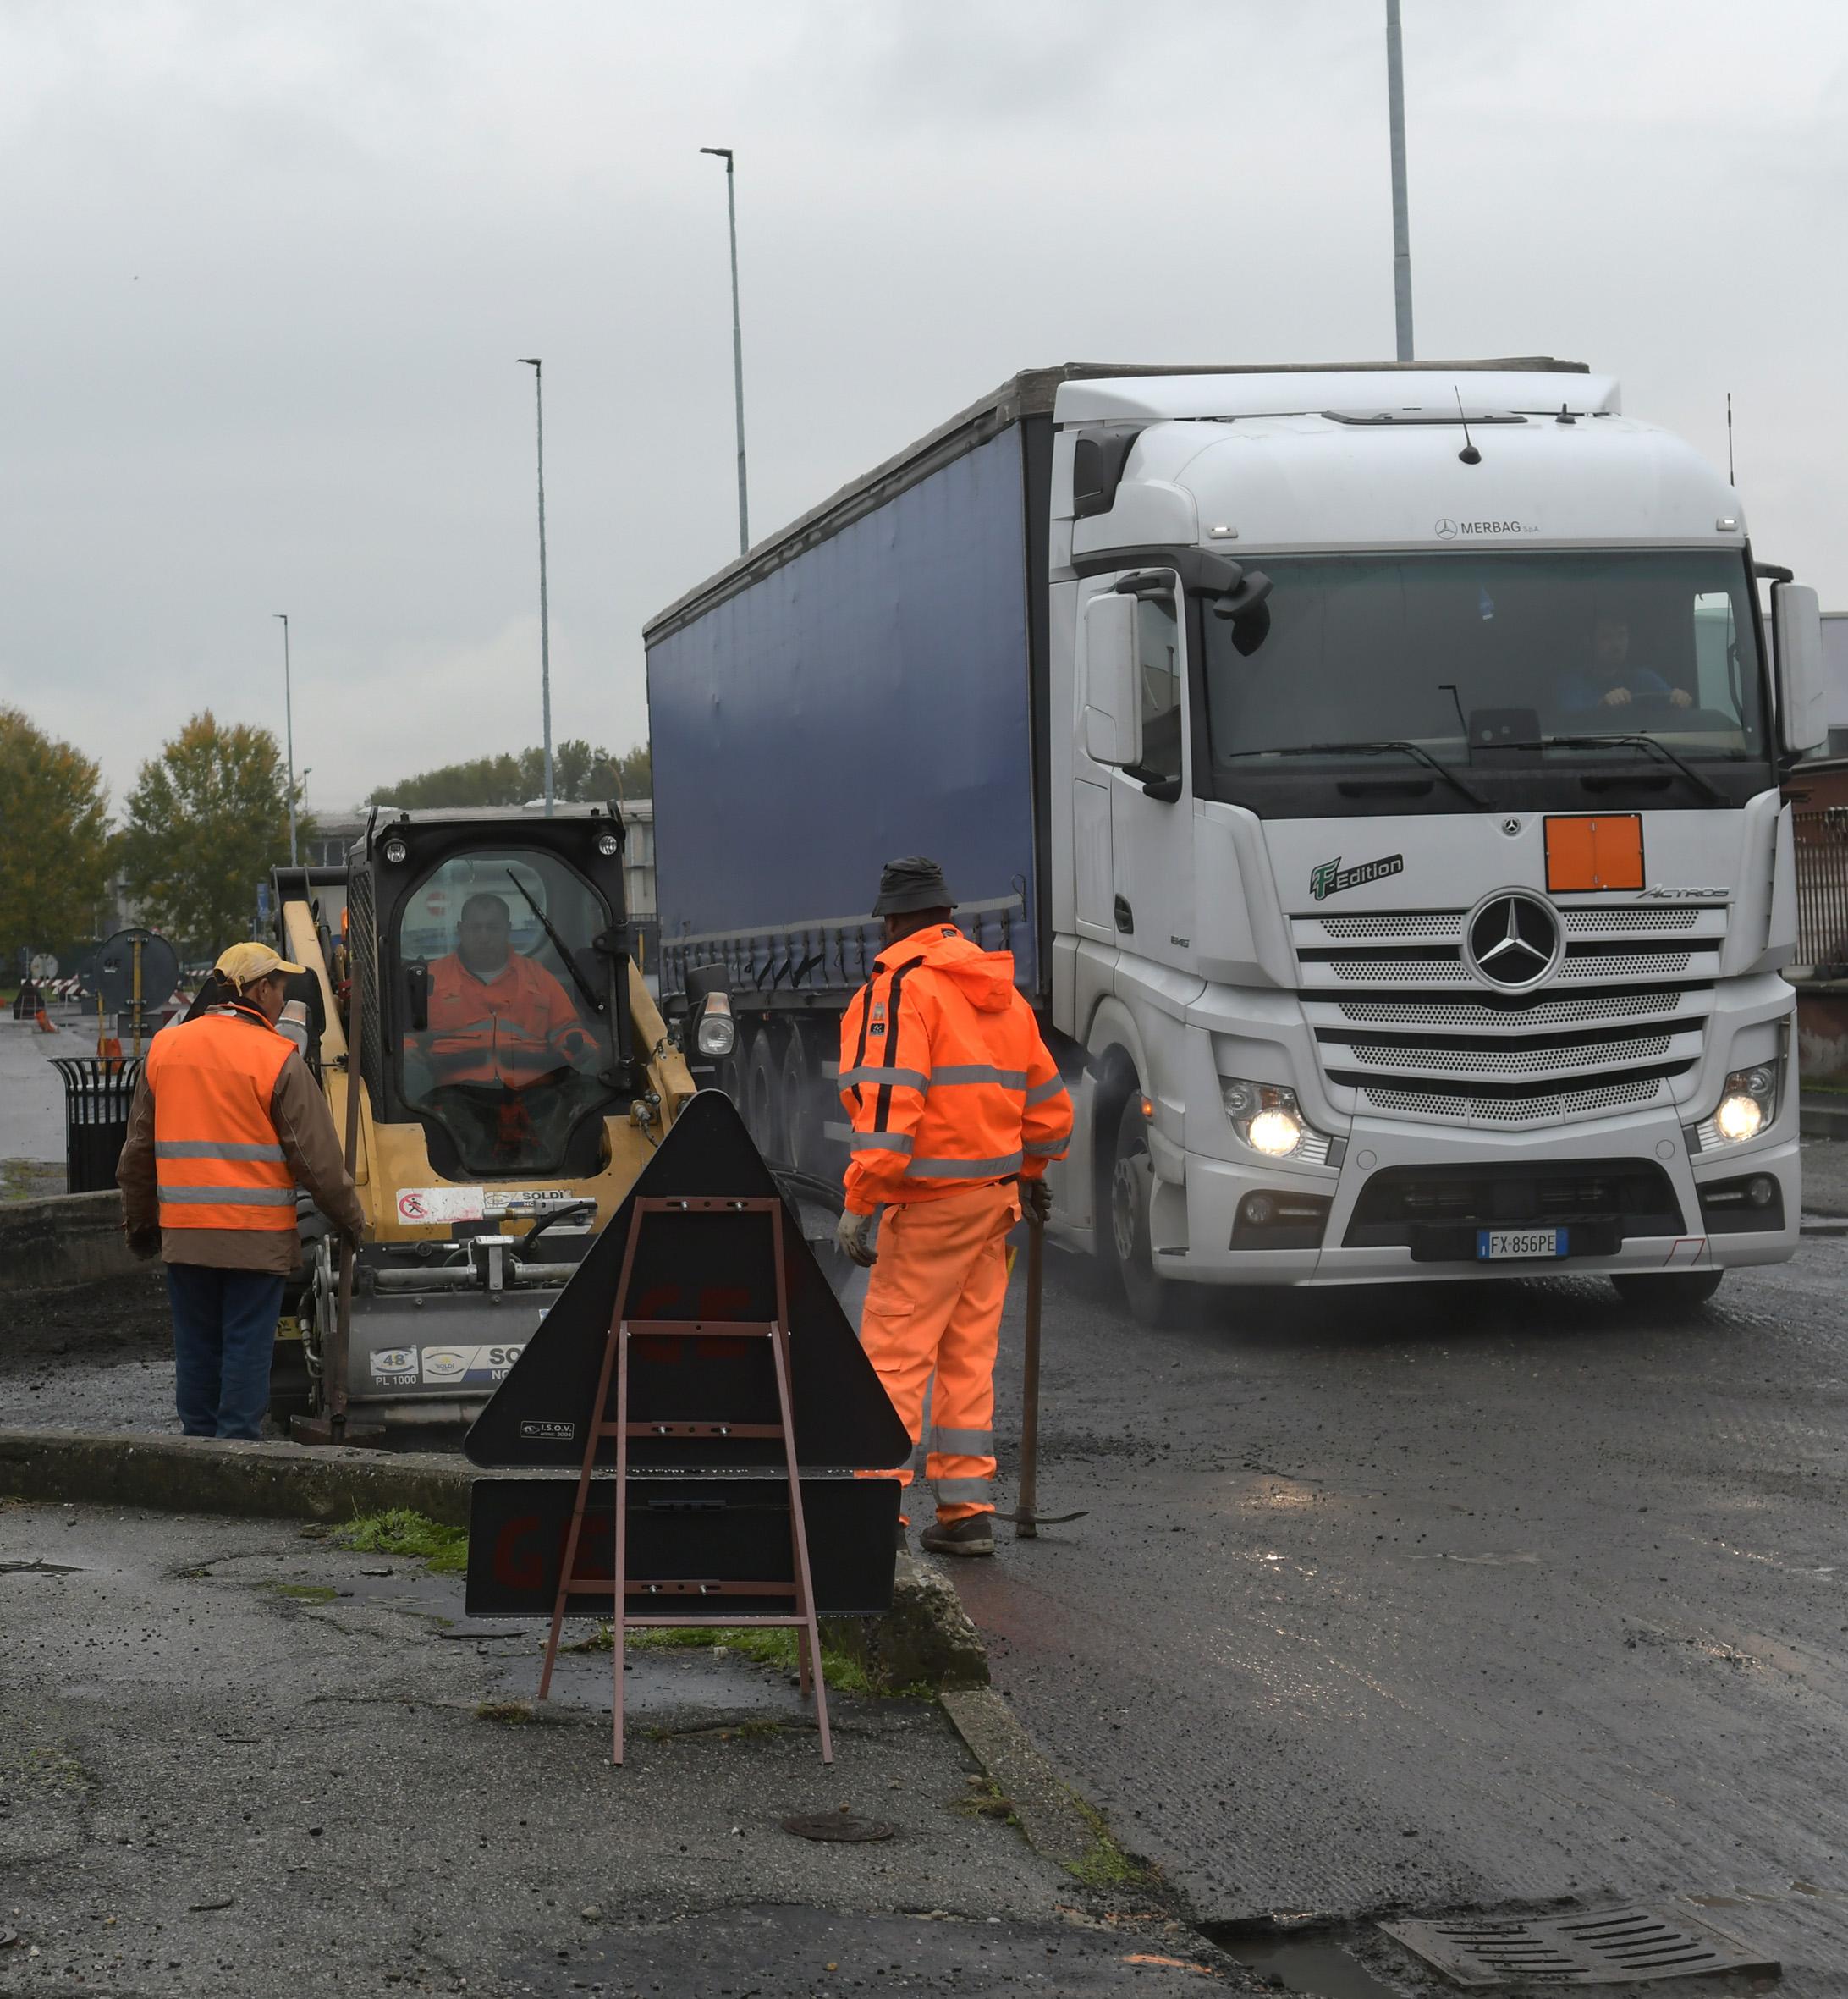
963, 1235, 1848, 1993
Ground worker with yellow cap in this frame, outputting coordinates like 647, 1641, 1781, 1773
118, 943, 365, 1440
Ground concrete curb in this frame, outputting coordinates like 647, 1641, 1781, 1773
0, 1427, 474, 1528
940, 1687, 1099, 1872
0, 1192, 145, 1292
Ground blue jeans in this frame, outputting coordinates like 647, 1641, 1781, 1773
166, 1264, 285, 1441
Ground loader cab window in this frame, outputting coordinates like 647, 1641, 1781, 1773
395, 849, 618, 1178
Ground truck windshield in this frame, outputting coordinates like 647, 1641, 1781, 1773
1201, 551, 1766, 785
396, 848, 616, 1177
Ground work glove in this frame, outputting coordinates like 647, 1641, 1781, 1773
834, 1208, 878, 1269
1017, 1177, 1053, 1227
125, 1225, 162, 1262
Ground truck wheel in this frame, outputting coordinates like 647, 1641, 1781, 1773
744, 1028, 785, 1165
780, 1028, 822, 1177
1108, 1095, 1187, 1329
1609, 1269, 1725, 1309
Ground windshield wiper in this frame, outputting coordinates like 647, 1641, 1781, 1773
1220, 739, 1488, 809
1518, 734, 1726, 806
505, 871, 604, 1015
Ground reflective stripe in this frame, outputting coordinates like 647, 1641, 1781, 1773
934, 1476, 993, 1505
823, 1121, 853, 1142
157, 1184, 297, 1208
929, 1427, 993, 1457
155, 1140, 286, 1163
1025, 1075, 1069, 1107
839, 1066, 928, 1090
850, 1130, 915, 1154
930, 1065, 1028, 1089
905, 1151, 1023, 1180
1023, 1138, 1068, 1157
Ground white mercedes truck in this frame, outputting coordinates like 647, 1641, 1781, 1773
647, 361, 1824, 1320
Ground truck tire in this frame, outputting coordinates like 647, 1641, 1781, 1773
780, 1027, 823, 1178
1108, 1094, 1188, 1329
1609, 1269, 1725, 1309
744, 1027, 785, 1165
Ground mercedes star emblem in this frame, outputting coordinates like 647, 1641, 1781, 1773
1466, 892, 1560, 989
1434, 516, 1459, 539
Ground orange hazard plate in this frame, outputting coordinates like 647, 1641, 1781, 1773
1544, 814, 1643, 892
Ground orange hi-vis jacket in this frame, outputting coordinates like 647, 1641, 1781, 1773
425, 952, 592, 1088
143, 1007, 298, 1233
837, 926, 1073, 1218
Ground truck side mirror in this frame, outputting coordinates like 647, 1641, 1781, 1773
1772, 582, 1828, 757
1081, 592, 1141, 768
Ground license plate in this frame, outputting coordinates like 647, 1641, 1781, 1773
1477, 1227, 1568, 1262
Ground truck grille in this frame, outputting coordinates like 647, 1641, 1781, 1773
1292, 900, 1726, 1126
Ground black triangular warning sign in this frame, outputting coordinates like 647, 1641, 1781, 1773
464, 1089, 912, 1471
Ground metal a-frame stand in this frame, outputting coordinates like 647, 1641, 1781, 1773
534, 1196, 832, 1765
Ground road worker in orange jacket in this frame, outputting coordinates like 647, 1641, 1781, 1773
419, 892, 596, 1089
118, 942, 364, 1441
835, 857, 1073, 1557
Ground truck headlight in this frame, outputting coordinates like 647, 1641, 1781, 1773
1698, 1065, 1777, 1150
1220, 1078, 1330, 1164
694, 991, 736, 1059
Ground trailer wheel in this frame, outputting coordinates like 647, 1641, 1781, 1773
780, 1027, 822, 1177
1108, 1095, 1187, 1329
744, 1027, 784, 1164
1609, 1269, 1725, 1310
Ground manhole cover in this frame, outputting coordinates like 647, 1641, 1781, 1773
781, 1813, 894, 1842
1380, 1905, 1779, 1986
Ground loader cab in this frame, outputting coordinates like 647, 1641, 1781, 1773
349, 806, 636, 1182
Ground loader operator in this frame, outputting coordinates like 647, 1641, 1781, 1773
417, 893, 595, 1091
118, 942, 364, 1442
833, 857, 1073, 1558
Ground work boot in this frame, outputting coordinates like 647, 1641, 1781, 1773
920, 1512, 995, 1558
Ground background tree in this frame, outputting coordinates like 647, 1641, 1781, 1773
0, 707, 113, 966
367, 739, 649, 810
118, 712, 306, 955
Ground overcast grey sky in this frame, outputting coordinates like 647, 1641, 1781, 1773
3, 0, 1845, 814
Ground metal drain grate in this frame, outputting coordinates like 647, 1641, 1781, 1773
1379, 1904, 1779, 1986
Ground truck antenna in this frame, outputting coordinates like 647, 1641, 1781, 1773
1726, 391, 1735, 486
1455, 388, 1481, 465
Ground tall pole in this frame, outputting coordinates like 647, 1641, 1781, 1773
273, 614, 298, 865
700, 146, 750, 557
517, 358, 554, 815
1385, 0, 1415, 363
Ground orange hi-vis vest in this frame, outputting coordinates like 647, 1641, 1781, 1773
837, 926, 1073, 1218
144, 1006, 297, 1232
425, 953, 592, 1088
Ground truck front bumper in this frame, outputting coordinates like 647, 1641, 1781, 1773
1155, 1104, 1799, 1287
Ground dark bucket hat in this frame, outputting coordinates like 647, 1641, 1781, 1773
872, 856, 956, 917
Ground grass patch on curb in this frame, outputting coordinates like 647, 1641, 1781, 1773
580, 1622, 890, 1695
1064, 1796, 1160, 1893
332, 1508, 468, 1574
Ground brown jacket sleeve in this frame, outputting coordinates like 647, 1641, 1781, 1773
117, 1071, 158, 1236
269, 1053, 366, 1240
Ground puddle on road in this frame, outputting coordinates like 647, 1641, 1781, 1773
1216, 1932, 1401, 1999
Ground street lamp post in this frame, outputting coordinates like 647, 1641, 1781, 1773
517, 357, 554, 816
1385, 0, 1416, 362
273, 613, 298, 865
700, 146, 750, 558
